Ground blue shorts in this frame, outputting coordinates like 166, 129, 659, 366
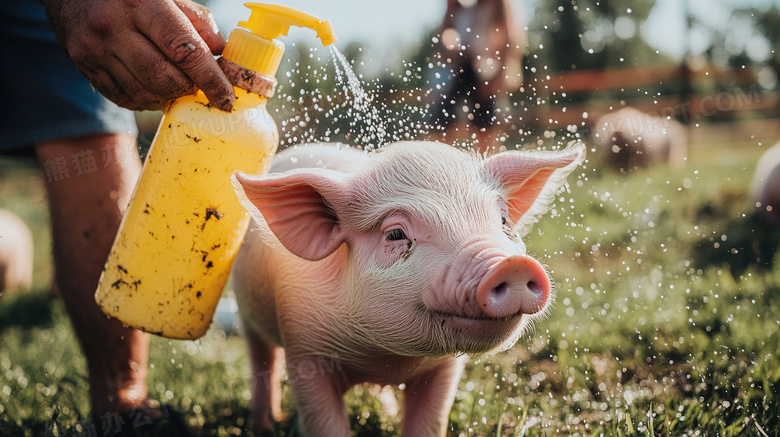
0, 0, 137, 153
426, 58, 497, 130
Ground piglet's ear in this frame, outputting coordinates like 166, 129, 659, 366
482, 142, 586, 236
232, 169, 349, 261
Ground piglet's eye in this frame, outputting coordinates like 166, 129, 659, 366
502, 216, 508, 226
387, 229, 407, 241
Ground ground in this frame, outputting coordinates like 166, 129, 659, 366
0, 120, 778, 436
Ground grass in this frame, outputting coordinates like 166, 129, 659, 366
1, 121, 779, 436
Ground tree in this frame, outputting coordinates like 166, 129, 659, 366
525, 0, 661, 72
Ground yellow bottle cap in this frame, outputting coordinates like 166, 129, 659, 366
222, 3, 337, 77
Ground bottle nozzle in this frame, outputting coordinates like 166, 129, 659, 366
239, 3, 338, 46
221, 3, 337, 80
314, 20, 337, 47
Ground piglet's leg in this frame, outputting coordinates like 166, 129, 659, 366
245, 329, 284, 431
288, 357, 351, 437
401, 356, 467, 437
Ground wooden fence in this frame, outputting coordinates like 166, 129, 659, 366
524, 64, 779, 127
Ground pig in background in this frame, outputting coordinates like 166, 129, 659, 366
751, 141, 780, 227
593, 107, 688, 173
690, 142, 780, 277
0, 208, 33, 293
230, 140, 585, 436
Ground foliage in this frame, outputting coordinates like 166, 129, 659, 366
525, 0, 661, 72
699, 5, 780, 70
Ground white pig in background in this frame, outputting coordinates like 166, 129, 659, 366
0, 208, 33, 293
594, 107, 688, 172
751, 141, 780, 226
231, 141, 585, 436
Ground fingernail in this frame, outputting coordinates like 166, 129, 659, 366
217, 95, 234, 112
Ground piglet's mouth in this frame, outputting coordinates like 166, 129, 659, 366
431, 311, 527, 338
432, 310, 525, 323
431, 311, 528, 349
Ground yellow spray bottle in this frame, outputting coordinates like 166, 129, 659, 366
95, 3, 337, 339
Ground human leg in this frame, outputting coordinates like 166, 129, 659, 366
35, 133, 153, 417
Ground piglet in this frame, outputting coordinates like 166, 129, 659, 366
231, 141, 585, 436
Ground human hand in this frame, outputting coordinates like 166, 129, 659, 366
43, 0, 235, 111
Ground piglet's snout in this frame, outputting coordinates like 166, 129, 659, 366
475, 255, 551, 318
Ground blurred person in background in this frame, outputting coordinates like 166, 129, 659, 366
426, 0, 525, 155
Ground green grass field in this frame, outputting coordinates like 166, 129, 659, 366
1, 121, 778, 436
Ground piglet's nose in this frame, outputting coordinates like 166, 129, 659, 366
476, 255, 550, 318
